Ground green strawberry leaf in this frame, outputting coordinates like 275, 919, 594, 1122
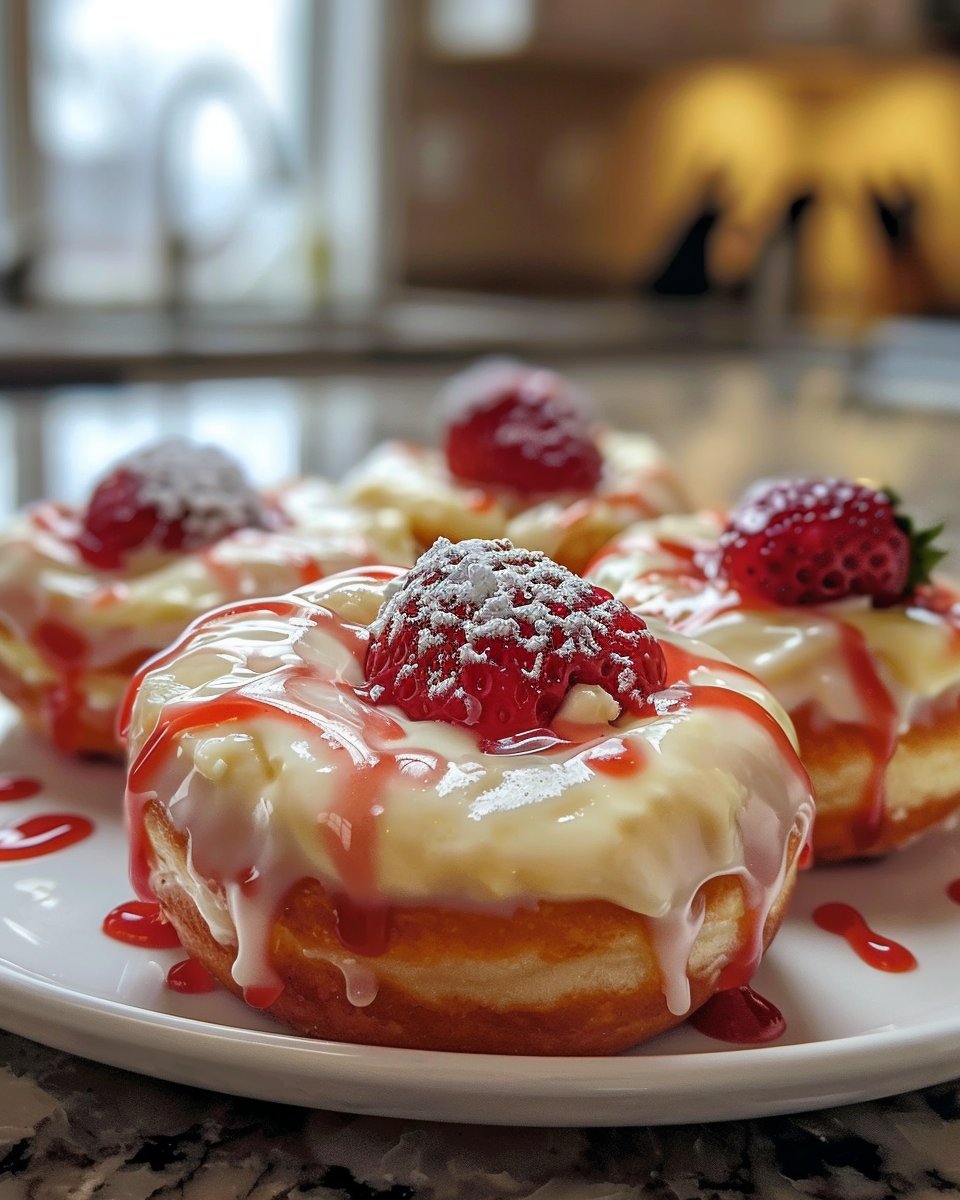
892, 510, 948, 591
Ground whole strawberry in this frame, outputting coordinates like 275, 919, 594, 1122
77, 438, 271, 569
443, 359, 602, 494
365, 537, 666, 740
715, 478, 944, 607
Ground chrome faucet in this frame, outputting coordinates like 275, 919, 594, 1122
153, 60, 296, 310
0, 0, 39, 305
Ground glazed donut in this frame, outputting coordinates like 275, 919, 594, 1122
0, 440, 415, 756
122, 538, 812, 1055
587, 481, 960, 862
342, 359, 687, 573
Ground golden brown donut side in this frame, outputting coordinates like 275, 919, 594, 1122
145, 801, 802, 1055
794, 704, 960, 862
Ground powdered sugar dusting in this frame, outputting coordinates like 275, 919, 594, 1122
369, 537, 662, 716
440, 356, 587, 417
440, 358, 597, 472
733, 477, 862, 538
109, 438, 270, 545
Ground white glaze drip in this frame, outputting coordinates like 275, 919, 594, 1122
647, 896, 706, 1016
338, 959, 380, 1008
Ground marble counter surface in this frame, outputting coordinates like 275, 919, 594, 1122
3, 353, 960, 556
1, 1031, 959, 1199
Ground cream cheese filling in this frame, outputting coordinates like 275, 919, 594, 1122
342, 432, 688, 560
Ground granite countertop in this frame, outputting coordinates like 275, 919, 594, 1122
1, 1033, 959, 1198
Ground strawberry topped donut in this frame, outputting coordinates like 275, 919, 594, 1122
588, 478, 958, 862
122, 537, 812, 1054
0, 438, 415, 757
342, 358, 688, 573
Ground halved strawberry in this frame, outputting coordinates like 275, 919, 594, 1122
77, 438, 270, 569
364, 537, 666, 740
443, 359, 602, 494
715, 478, 945, 607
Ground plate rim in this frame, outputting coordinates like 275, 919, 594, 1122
2, 952, 960, 1125
2, 710, 960, 1126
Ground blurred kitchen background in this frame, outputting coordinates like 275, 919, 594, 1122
1, 0, 959, 546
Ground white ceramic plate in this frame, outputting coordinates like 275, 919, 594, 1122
0, 704, 959, 1127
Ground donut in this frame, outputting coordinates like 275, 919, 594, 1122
342, 359, 687, 573
587, 479, 959, 862
122, 537, 812, 1055
0, 440, 416, 756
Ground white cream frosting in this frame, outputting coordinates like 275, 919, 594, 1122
587, 513, 960, 735
342, 442, 505, 545
125, 567, 812, 1015
341, 432, 688, 566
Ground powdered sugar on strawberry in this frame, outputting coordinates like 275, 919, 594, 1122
365, 537, 666, 739
78, 438, 272, 567
118, 439, 269, 543
442, 359, 602, 493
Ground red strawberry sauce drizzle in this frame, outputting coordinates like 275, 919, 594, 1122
102, 900, 218, 999
0, 775, 41, 802
911, 583, 960, 632
117, 567, 406, 741
116, 596, 308, 742
122, 573, 807, 1010
0, 739, 92, 866
33, 616, 86, 663
103, 899, 182, 948
197, 541, 327, 596
29, 502, 77, 542
196, 546, 248, 597
0, 813, 93, 860
464, 488, 496, 514
585, 740, 645, 777
690, 985, 786, 1044
332, 897, 392, 958
589, 535, 699, 579
30, 618, 91, 754
832, 624, 899, 850
166, 957, 217, 994
812, 902, 917, 972
556, 498, 595, 532
15, 508, 103, 753
660, 642, 810, 789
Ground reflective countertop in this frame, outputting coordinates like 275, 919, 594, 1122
3, 352, 958, 554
